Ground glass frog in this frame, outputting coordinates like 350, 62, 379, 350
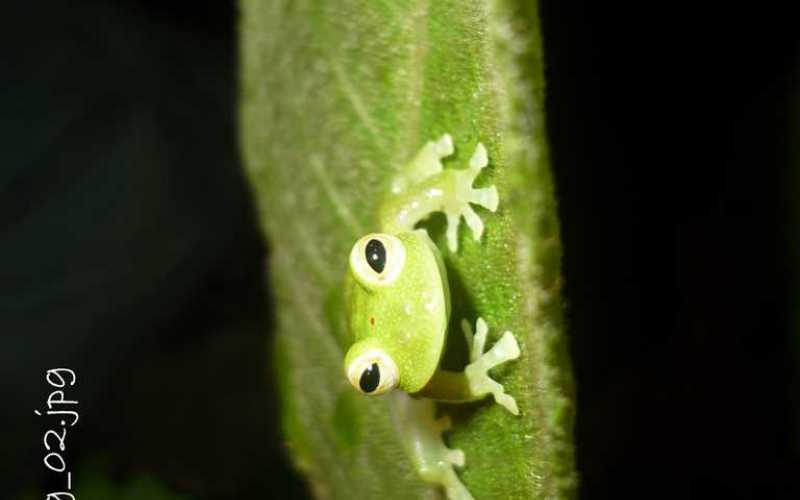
343, 134, 521, 500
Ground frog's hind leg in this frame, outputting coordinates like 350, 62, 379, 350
390, 393, 474, 500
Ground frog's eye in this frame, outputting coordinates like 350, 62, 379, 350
349, 233, 405, 287
346, 349, 399, 396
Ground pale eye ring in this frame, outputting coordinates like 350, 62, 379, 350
349, 233, 405, 287
346, 349, 399, 396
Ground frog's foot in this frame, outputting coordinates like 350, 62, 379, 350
444, 142, 499, 252
391, 395, 473, 500
461, 317, 520, 415
418, 415, 472, 500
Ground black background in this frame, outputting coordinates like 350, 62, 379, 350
1, 1, 797, 499
541, 2, 799, 498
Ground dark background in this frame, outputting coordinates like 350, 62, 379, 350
2, 1, 797, 499
541, 1, 800, 498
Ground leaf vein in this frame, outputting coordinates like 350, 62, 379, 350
310, 154, 364, 238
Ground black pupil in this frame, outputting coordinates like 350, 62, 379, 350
359, 363, 381, 393
365, 239, 386, 273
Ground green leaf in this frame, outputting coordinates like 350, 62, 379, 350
240, 0, 576, 498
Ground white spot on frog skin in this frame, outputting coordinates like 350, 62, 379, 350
397, 208, 410, 225
404, 302, 413, 316
426, 188, 443, 199
422, 290, 437, 313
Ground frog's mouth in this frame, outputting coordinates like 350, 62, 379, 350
346, 348, 399, 396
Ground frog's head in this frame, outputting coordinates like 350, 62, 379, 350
343, 231, 449, 395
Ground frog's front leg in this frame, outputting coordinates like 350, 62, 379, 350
416, 318, 521, 415
380, 137, 499, 252
461, 318, 520, 415
390, 392, 473, 500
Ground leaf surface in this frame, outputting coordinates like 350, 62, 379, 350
240, 1, 576, 497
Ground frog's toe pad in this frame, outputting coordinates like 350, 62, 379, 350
494, 390, 519, 416
435, 133, 455, 157
469, 142, 488, 170
494, 330, 521, 362
470, 185, 498, 212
